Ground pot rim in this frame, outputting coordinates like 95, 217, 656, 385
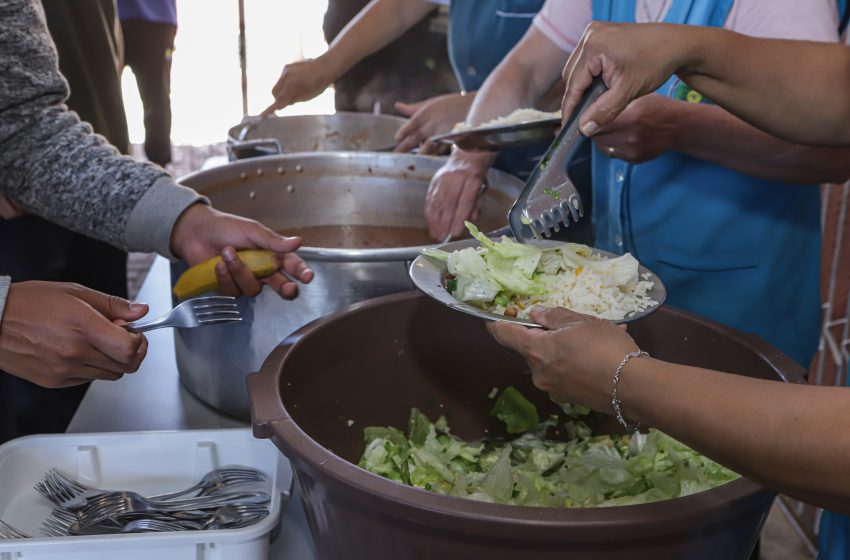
178, 152, 519, 262
252, 292, 792, 540
226, 111, 410, 143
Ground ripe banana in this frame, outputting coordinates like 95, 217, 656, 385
173, 249, 279, 299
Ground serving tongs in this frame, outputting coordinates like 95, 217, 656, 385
508, 78, 607, 242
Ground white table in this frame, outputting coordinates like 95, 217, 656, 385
67, 257, 317, 559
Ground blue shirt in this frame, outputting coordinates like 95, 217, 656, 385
116, 0, 177, 26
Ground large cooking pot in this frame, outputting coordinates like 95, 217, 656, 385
248, 292, 806, 560
174, 153, 523, 419
227, 112, 407, 159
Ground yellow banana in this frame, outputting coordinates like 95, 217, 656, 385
173, 249, 279, 299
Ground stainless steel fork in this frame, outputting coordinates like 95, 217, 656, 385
124, 296, 241, 333
0, 519, 29, 539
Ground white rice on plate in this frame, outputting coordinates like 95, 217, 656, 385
453, 108, 561, 133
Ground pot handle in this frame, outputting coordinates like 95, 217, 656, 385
227, 138, 282, 161
738, 332, 808, 385
247, 344, 292, 439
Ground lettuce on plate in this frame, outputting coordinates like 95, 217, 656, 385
358, 387, 738, 508
421, 222, 644, 309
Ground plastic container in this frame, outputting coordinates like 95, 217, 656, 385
0, 429, 289, 560
248, 292, 807, 560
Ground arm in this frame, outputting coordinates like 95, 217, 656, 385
673, 103, 850, 183
426, 27, 568, 240
0, 0, 199, 257
562, 23, 850, 146
264, 0, 435, 114
591, 95, 850, 183
490, 307, 850, 514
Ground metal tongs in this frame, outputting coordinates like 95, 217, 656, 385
508, 77, 607, 242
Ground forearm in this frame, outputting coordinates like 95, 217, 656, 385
467, 28, 566, 126
676, 26, 850, 146
672, 102, 850, 183
321, 0, 434, 80
0, 0, 202, 257
620, 358, 850, 513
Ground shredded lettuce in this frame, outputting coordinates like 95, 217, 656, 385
359, 390, 738, 508
424, 223, 647, 313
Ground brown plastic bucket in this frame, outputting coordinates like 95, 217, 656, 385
248, 292, 806, 560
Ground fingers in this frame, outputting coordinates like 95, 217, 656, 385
579, 89, 633, 137
394, 132, 423, 154
280, 251, 313, 283
85, 315, 147, 372
244, 225, 302, 255
260, 104, 278, 117
394, 100, 423, 117
487, 321, 542, 354
221, 247, 263, 297
262, 272, 298, 300
449, 180, 485, 238
419, 139, 447, 155
70, 284, 149, 322
530, 306, 585, 330
214, 261, 241, 297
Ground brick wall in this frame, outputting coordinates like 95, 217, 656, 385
785, 182, 850, 548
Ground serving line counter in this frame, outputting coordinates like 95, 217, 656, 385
67, 256, 317, 560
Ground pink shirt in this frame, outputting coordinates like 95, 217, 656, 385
534, 0, 841, 53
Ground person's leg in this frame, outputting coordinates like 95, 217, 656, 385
122, 19, 176, 166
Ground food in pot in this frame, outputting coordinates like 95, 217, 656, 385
173, 249, 278, 299
423, 223, 658, 321
453, 108, 561, 132
359, 387, 738, 508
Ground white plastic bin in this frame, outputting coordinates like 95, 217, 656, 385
0, 428, 290, 560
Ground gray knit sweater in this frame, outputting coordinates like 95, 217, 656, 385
0, 0, 205, 324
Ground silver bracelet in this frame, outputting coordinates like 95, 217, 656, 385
612, 350, 649, 433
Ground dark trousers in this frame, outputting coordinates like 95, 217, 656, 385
0, 217, 127, 444
121, 19, 176, 166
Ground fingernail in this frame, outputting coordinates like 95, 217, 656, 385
222, 247, 236, 262
581, 121, 599, 136
130, 303, 146, 312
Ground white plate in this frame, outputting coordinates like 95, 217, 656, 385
408, 238, 667, 327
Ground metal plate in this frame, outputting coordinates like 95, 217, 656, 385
430, 118, 561, 152
409, 238, 667, 327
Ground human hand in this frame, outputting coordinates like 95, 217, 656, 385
425, 150, 496, 241
262, 57, 336, 116
394, 92, 475, 154
591, 94, 681, 164
561, 22, 692, 136
0, 282, 149, 388
487, 306, 638, 410
170, 204, 313, 299
0, 194, 25, 219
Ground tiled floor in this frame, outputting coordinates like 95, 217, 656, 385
762, 502, 816, 560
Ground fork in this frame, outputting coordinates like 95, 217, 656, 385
124, 296, 241, 333
36, 467, 265, 508
0, 519, 29, 539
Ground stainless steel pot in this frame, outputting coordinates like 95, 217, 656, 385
174, 152, 523, 419
227, 113, 407, 160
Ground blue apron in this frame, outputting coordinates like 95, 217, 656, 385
592, 0, 821, 367
448, 0, 547, 179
